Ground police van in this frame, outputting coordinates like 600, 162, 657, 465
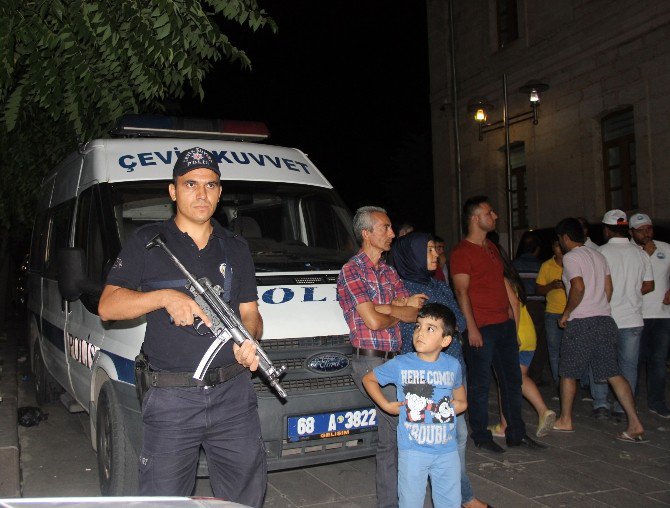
27, 116, 377, 495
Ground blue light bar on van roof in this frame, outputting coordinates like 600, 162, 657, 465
112, 114, 270, 142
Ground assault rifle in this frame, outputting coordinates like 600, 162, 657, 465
146, 233, 287, 399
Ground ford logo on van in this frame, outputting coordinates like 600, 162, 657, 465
306, 352, 349, 373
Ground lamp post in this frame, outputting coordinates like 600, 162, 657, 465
467, 74, 549, 256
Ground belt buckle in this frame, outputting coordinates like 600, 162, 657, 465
194, 377, 214, 389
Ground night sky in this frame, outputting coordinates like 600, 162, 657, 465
177, 0, 435, 233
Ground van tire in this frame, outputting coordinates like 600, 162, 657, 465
96, 382, 139, 495
34, 346, 63, 405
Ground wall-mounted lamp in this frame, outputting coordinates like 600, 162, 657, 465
467, 80, 549, 140
467, 97, 494, 127
466, 75, 549, 255
519, 81, 549, 125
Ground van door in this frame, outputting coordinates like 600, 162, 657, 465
66, 184, 113, 406
40, 199, 77, 392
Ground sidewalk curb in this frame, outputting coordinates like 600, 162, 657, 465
0, 328, 20, 497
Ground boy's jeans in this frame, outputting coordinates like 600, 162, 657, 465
398, 449, 460, 508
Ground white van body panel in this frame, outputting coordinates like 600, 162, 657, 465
257, 272, 348, 339
79, 139, 332, 189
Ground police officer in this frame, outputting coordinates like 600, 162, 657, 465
98, 147, 266, 505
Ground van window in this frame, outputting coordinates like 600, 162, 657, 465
43, 200, 75, 279
302, 197, 353, 251
29, 211, 49, 273
109, 181, 357, 272
74, 186, 110, 285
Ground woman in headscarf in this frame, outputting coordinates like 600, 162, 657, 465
392, 232, 488, 508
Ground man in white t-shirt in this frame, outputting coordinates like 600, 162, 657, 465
591, 210, 654, 420
630, 213, 670, 419
577, 217, 599, 250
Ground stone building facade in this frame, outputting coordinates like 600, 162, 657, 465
427, 0, 670, 251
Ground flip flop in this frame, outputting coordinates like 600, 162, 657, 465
551, 425, 575, 433
536, 409, 557, 437
487, 423, 505, 438
616, 431, 649, 443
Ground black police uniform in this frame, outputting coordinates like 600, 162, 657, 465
106, 217, 266, 505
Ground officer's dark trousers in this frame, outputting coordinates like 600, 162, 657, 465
139, 372, 267, 507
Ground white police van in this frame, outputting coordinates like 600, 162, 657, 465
27, 116, 377, 495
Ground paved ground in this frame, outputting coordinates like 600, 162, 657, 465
4, 319, 670, 506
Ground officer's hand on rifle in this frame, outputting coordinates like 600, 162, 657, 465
234, 340, 260, 372
162, 289, 212, 328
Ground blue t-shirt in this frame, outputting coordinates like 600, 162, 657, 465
374, 352, 462, 454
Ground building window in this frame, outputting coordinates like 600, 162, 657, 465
509, 142, 527, 229
497, 0, 518, 48
602, 108, 637, 210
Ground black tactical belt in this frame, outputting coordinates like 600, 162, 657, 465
147, 362, 246, 388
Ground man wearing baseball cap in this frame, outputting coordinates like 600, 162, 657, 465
589, 209, 654, 422
630, 213, 670, 418
99, 147, 267, 504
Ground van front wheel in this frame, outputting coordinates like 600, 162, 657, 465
34, 346, 62, 405
96, 382, 138, 495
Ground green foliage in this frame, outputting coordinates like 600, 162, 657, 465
0, 0, 276, 236
0, 108, 73, 233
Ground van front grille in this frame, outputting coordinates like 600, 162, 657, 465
254, 375, 356, 394
261, 335, 350, 352
256, 274, 339, 286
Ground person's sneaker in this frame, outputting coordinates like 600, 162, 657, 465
592, 407, 609, 420
649, 406, 670, 419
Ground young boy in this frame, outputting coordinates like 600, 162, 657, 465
363, 303, 467, 508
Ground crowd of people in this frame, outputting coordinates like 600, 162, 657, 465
336, 198, 670, 508
99, 145, 668, 508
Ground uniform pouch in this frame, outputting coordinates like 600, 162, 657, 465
134, 350, 150, 403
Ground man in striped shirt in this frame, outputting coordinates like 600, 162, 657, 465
338, 205, 426, 508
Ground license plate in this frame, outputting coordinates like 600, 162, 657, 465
287, 407, 378, 442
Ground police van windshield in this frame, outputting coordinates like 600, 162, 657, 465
110, 181, 357, 272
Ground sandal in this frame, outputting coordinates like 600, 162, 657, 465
487, 423, 505, 438
616, 431, 649, 444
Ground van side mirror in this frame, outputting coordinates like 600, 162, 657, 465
56, 248, 103, 301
